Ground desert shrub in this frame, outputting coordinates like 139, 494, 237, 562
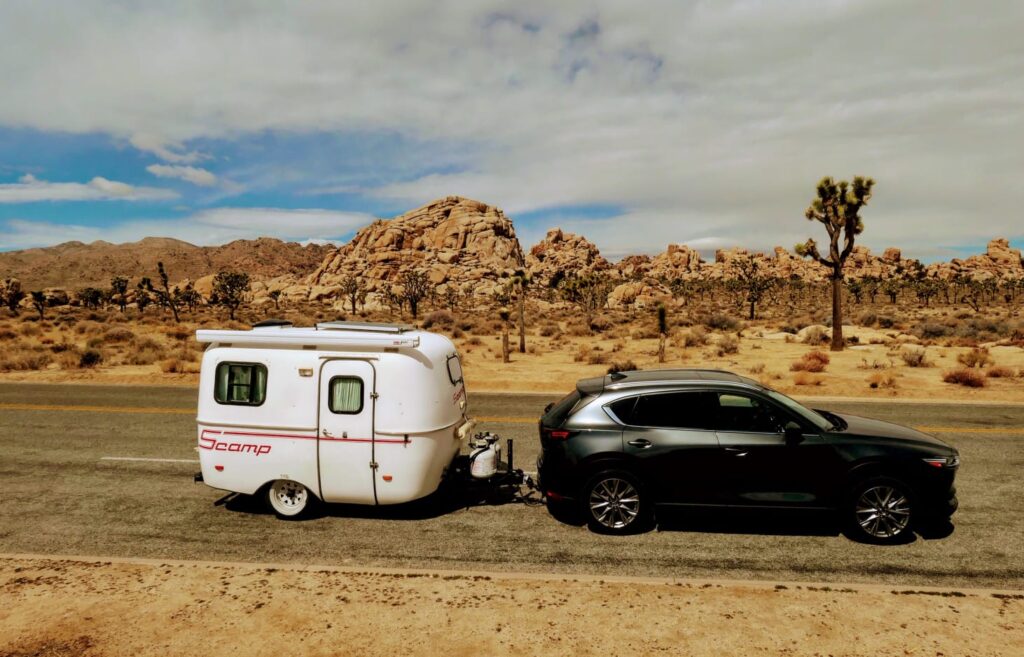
867, 372, 897, 389
705, 313, 739, 331
955, 318, 1008, 342
164, 325, 192, 341
791, 350, 830, 373
0, 328, 16, 340
857, 311, 878, 327
0, 349, 52, 372
957, 347, 992, 369
103, 326, 135, 343
748, 363, 765, 374
19, 323, 41, 337
793, 371, 823, 386
160, 358, 199, 374
586, 351, 609, 365
565, 321, 592, 337
899, 347, 931, 368
916, 322, 952, 339
466, 336, 482, 346
607, 360, 639, 374
450, 327, 464, 339
79, 349, 103, 368
986, 366, 1015, 378
716, 334, 739, 356
456, 319, 476, 332
630, 325, 661, 339
573, 344, 592, 363
683, 326, 707, 347
877, 316, 897, 329
539, 323, 559, 337
859, 358, 892, 370
943, 368, 986, 388
801, 326, 829, 345
589, 315, 614, 332
421, 310, 454, 329
778, 325, 798, 335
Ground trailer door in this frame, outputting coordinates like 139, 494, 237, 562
318, 360, 377, 504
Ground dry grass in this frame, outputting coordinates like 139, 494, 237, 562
793, 371, 823, 386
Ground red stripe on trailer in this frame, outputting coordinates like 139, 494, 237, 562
200, 429, 409, 445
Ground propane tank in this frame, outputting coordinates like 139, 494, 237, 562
469, 432, 501, 479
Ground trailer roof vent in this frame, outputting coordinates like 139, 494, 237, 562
252, 319, 293, 329
316, 321, 414, 334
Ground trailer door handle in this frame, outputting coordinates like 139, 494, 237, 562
627, 439, 652, 448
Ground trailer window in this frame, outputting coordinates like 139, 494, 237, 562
328, 376, 364, 414
214, 362, 267, 406
446, 354, 464, 385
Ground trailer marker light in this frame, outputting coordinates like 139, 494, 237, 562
214, 465, 224, 472
383, 475, 393, 482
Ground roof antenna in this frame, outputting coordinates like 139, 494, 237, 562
608, 371, 627, 381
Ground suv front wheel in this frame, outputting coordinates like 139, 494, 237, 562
845, 477, 916, 544
583, 470, 652, 535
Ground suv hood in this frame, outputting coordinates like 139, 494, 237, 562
830, 412, 953, 451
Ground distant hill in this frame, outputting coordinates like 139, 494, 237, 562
0, 236, 334, 289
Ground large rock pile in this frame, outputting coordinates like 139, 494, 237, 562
526, 228, 609, 287
926, 238, 1024, 280
305, 196, 525, 303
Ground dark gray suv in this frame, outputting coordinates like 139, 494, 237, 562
537, 369, 959, 543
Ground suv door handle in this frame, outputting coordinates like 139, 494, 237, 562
724, 447, 748, 457
627, 439, 652, 448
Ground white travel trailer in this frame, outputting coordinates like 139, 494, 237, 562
195, 321, 474, 517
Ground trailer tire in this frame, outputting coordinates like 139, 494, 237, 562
266, 479, 315, 519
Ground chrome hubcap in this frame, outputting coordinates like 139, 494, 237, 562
273, 481, 306, 509
856, 485, 911, 538
589, 478, 640, 529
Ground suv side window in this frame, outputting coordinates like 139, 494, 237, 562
614, 391, 717, 430
715, 393, 785, 433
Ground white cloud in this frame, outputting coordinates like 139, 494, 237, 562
129, 133, 206, 164
0, 207, 375, 250
0, 2, 1022, 257
0, 173, 177, 203
146, 164, 218, 186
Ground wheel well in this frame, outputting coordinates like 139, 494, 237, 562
845, 461, 919, 498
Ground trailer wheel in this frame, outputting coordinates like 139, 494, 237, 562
266, 479, 313, 519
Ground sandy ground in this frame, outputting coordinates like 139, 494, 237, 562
3, 326, 1023, 402
1, 556, 1021, 657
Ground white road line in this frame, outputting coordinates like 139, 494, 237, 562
100, 456, 199, 464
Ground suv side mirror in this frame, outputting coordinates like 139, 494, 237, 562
784, 421, 804, 445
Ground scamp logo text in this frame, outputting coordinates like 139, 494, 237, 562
199, 433, 272, 455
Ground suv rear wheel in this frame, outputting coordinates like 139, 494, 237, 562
583, 470, 652, 535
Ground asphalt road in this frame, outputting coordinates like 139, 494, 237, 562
1, 382, 1022, 589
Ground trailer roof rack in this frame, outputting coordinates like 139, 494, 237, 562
316, 321, 414, 334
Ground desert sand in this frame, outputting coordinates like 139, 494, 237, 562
1, 556, 1021, 657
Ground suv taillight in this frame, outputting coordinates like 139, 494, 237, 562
544, 429, 570, 441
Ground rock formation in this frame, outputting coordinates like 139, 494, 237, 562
305, 196, 525, 303
926, 238, 1024, 280
526, 228, 609, 288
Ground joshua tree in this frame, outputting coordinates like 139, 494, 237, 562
398, 270, 430, 319
796, 175, 875, 351
268, 289, 282, 311
212, 271, 251, 321
498, 306, 511, 363
144, 262, 181, 323
175, 283, 201, 313
508, 269, 532, 353
1, 278, 26, 315
76, 287, 104, 309
109, 276, 129, 313
733, 255, 776, 320
558, 273, 612, 324
340, 275, 367, 314
30, 291, 46, 320
656, 303, 668, 363
442, 285, 462, 312
135, 279, 152, 314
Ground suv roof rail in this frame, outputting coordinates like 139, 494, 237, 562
252, 319, 293, 328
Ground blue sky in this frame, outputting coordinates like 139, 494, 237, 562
1, 2, 1022, 262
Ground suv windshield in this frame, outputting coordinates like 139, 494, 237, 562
763, 388, 833, 431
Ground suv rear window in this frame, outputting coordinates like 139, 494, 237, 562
543, 390, 583, 427
610, 391, 717, 430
